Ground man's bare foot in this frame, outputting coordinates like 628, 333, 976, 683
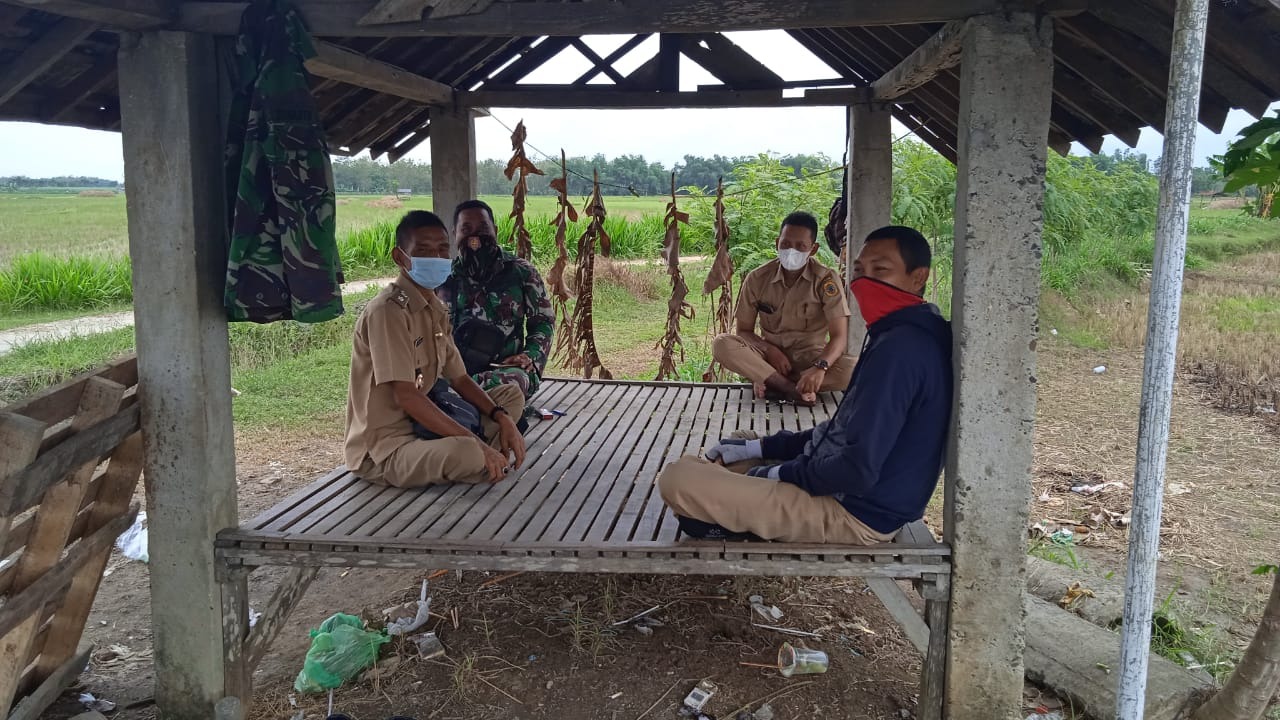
763, 373, 815, 406
753, 381, 767, 399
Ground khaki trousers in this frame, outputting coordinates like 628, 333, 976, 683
356, 383, 525, 488
712, 334, 855, 390
657, 455, 896, 544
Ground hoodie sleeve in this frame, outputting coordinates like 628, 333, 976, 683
760, 427, 816, 460
776, 331, 926, 496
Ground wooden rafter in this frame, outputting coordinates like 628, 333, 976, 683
305, 40, 454, 104
457, 87, 859, 108
358, 0, 496, 26
870, 20, 967, 101
568, 38, 626, 84
1052, 32, 1168, 132
678, 33, 782, 91
0, 18, 98, 106
176, 0, 1092, 36
0, 0, 169, 29
571, 34, 650, 85
44, 66, 116, 122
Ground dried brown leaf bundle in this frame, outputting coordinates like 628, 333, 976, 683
568, 170, 612, 379
655, 174, 695, 381
504, 120, 544, 260
701, 178, 735, 382
548, 150, 578, 367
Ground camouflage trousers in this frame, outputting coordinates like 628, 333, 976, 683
473, 366, 540, 399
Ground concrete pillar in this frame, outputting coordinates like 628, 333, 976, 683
844, 101, 893, 350
430, 104, 478, 247
944, 12, 1053, 720
118, 32, 239, 719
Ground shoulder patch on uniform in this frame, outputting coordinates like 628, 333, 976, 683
388, 284, 410, 308
821, 278, 840, 298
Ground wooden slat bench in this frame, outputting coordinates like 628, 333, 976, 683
217, 378, 951, 719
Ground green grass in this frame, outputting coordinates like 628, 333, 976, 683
0, 304, 131, 332
1187, 208, 1280, 261
0, 326, 136, 404
0, 253, 132, 311
1214, 295, 1280, 333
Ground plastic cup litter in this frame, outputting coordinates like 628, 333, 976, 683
778, 642, 829, 677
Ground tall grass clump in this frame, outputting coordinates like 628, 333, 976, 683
337, 220, 397, 279
0, 253, 132, 311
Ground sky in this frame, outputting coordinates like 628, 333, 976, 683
2, 30, 1274, 182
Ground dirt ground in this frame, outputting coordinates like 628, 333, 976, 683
39, 268, 1280, 720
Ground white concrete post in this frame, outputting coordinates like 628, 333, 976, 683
945, 13, 1054, 720
1115, 0, 1208, 717
844, 101, 893, 351
118, 31, 240, 719
430, 104, 478, 247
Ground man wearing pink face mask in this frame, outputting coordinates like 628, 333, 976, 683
659, 226, 953, 544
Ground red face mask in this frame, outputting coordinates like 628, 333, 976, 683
850, 276, 924, 327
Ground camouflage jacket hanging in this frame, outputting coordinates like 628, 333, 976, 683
224, 0, 343, 323
438, 251, 555, 387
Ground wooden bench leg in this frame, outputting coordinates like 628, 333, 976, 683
865, 576, 930, 654
246, 566, 318, 671
219, 565, 252, 712
918, 575, 949, 720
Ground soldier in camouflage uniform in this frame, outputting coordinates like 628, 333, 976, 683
437, 200, 555, 400
224, 0, 344, 324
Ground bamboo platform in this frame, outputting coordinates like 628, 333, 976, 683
216, 378, 950, 577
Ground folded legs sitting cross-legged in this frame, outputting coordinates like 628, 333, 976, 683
659, 225, 955, 544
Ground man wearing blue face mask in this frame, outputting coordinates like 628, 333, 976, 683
711, 211, 855, 405
344, 210, 526, 488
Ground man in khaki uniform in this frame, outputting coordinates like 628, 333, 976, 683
712, 211, 855, 404
345, 210, 526, 488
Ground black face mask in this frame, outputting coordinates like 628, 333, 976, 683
459, 233, 500, 279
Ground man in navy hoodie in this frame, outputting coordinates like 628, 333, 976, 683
658, 225, 953, 544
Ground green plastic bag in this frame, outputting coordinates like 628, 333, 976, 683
294, 613, 389, 693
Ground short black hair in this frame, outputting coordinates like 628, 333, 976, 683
395, 210, 446, 250
453, 199, 496, 226
864, 225, 932, 273
779, 211, 819, 243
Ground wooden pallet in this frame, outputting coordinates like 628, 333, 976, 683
217, 378, 951, 720
1, 355, 144, 720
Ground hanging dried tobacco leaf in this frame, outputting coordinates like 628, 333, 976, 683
548, 150, 578, 368
655, 173, 695, 381
504, 120, 544, 260
568, 169, 612, 379
702, 177, 735, 382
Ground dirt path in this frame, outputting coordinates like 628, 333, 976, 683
0, 278, 393, 356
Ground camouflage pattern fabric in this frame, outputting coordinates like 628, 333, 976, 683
224, 0, 343, 324
438, 250, 554, 397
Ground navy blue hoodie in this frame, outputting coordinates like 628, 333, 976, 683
761, 303, 954, 534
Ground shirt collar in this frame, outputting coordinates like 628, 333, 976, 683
394, 272, 432, 313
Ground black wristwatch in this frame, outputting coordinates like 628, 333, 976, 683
812, 359, 830, 370
489, 406, 510, 421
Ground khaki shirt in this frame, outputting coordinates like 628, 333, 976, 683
344, 273, 467, 470
735, 258, 850, 354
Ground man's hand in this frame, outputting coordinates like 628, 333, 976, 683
705, 438, 763, 465
499, 353, 535, 371
762, 344, 792, 376
497, 414, 526, 469
745, 464, 782, 481
795, 366, 826, 396
477, 440, 510, 483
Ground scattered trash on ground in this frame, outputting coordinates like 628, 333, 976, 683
747, 620, 819, 635
748, 594, 784, 622
1167, 482, 1193, 496
1093, 365, 1106, 374
77, 693, 116, 713
249, 607, 262, 629
1058, 582, 1096, 610
778, 642, 829, 677
409, 631, 445, 659
611, 604, 662, 627
384, 580, 431, 636
1050, 328, 1058, 336
294, 613, 390, 693
682, 679, 718, 714
1070, 481, 1123, 496
115, 511, 148, 562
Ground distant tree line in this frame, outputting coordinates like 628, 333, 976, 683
1, 176, 121, 189
331, 152, 836, 196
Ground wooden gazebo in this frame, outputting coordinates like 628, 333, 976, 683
1, 1, 1278, 719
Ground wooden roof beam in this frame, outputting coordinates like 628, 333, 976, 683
456, 87, 859, 108
0, 0, 170, 29
569, 38, 627, 85
305, 40, 453, 104
571, 34, 650, 86
176, 0, 1092, 37
1052, 31, 1168, 133
0, 17, 98, 107
679, 33, 783, 91
871, 20, 967, 101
